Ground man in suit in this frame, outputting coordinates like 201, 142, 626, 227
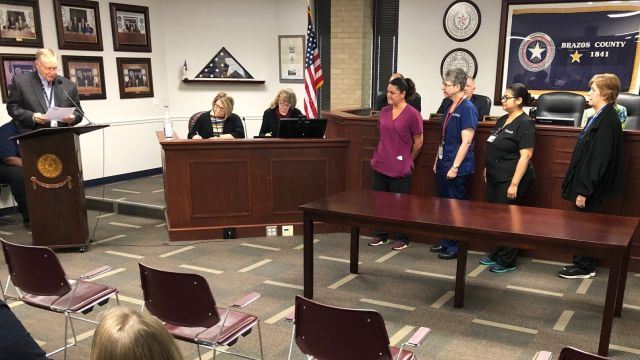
436, 77, 490, 119
7, 48, 83, 131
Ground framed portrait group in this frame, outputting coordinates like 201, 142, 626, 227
0, 0, 154, 102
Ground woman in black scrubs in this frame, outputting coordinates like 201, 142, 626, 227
480, 83, 535, 273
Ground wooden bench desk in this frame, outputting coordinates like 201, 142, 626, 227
300, 190, 639, 356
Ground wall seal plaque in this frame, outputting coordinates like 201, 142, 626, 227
443, 0, 481, 42
440, 48, 478, 78
36, 153, 63, 178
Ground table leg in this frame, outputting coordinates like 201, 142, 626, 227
303, 212, 314, 299
454, 241, 468, 308
350, 227, 359, 274
614, 246, 630, 317
598, 254, 621, 356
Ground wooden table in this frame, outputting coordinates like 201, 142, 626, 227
300, 191, 639, 356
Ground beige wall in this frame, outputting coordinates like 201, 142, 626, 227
330, 0, 373, 109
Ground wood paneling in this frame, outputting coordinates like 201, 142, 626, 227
159, 135, 348, 240
270, 159, 328, 214
188, 160, 250, 217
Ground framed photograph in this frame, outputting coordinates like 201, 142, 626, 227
443, 0, 481, 42
441, 48, 477, 79
495, 0, 640, 103
278, 35, 304, 83
0, 53, 35, 103
109, 3, 151, 52
62, 55, 106, 100
116, 57, 153, 99
0, 0, 43, 48
53, 0, 103, 51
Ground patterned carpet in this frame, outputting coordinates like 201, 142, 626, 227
0, 177, 639, 360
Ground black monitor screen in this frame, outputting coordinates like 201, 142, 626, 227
276, 118, 327, 138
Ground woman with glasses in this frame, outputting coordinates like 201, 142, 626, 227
558, 73, 625, 279
259, 88, 303, 136
480, 83, 535, 273
188, 91, 245, 139
368, 76, 423, 251
430, 68, 478, 260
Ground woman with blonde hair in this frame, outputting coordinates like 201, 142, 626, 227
188, 91, 245, 139
90, 307, 183, 360
559, 73, 625, 279
259, 88, 304, 136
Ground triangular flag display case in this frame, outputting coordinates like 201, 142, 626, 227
183, 47, 265, 84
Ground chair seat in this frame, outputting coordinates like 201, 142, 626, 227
22, 279, 117, 313
390, 346, 415, 360
165, 308, 258, 346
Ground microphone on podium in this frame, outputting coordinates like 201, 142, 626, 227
55, 78, 96, 126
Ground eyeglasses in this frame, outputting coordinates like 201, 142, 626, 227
278, 102, 291, 107
500, 95, 516, 101
213, 104, 224, 111
442, 82, 455, 88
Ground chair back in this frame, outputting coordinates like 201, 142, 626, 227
617, 92, 640, 129
294, 295, 394, 359
475, 94, 492, 118
536, 92, 586, 126
188, 111, 208, 133
0, 239, 70, 296
139, 263, 221, 328
558, 346, 609, 360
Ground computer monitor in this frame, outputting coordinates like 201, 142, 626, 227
276, 118, 327, 138
536, 116, 576, 127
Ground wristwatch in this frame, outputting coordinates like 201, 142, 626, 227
452, 165, 460, 170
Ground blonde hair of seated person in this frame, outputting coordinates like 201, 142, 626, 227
90, 307, 184, 360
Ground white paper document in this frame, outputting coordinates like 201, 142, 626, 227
45, 106, 75, 121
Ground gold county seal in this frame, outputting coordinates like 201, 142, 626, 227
36, 154, 63, 179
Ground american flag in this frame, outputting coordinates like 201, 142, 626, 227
304, 6, 323, 118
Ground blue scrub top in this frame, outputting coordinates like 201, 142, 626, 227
436, 98, 478, 176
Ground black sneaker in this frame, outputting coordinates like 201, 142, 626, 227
23, 220, 31, 230
558, 267, 595, 279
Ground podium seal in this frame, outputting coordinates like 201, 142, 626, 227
37, 154, 63, 179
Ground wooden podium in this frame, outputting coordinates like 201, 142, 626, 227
12, 125, 108, 250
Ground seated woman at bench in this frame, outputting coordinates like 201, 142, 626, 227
188, 92, 245, 139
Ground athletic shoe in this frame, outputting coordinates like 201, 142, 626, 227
479, 256, 496, 266
558, 267, 595, 279
391, 240, 409, 250
489, 264, 516, 273
368, 238, 390, 246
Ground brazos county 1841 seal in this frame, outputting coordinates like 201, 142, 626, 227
36, 154, 63, 179
518, 32, 556, 72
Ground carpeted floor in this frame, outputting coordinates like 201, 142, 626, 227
1, 177, 639, 360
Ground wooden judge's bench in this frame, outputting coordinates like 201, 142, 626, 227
158, 109, 640, 270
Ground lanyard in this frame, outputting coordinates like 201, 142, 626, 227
441, 97, 463, 139
42, 82, 53, 109
580, 105, 606, 140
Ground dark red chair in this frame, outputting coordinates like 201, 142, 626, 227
286, 295, 431, 360
0, 238, 119, 359
138, 262, 264, 360
533, 347, 609, 360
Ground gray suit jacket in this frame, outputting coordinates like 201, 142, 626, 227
6, 72, 83, 130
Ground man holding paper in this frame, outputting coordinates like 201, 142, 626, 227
6, 48, 83, 131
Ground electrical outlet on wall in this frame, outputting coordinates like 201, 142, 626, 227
282, 225, 293, 236
266, 226, 278, 237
